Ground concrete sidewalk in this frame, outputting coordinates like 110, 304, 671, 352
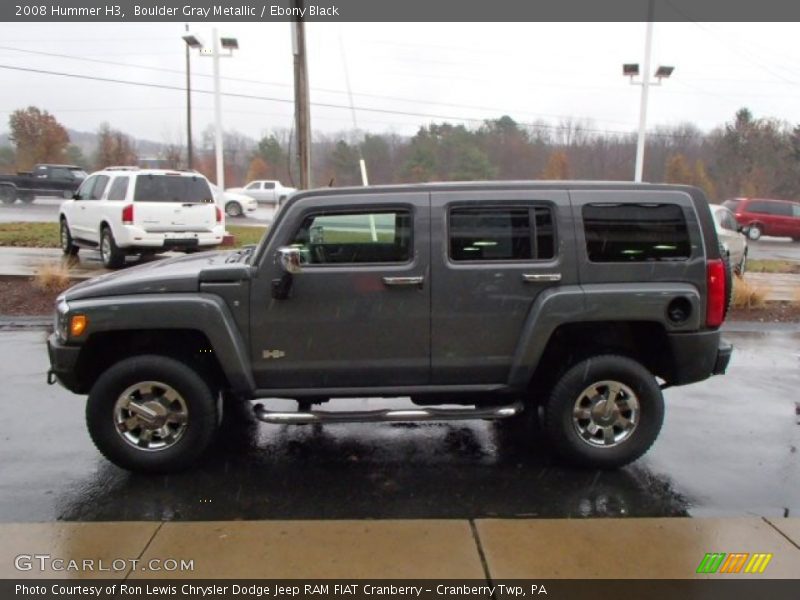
1, 518, 798, 580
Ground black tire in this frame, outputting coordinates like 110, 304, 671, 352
0, 186, 16, 204
86, 355, 219, 473
225, 201, 243, 217
100, 226, 125, 269
19, 192, 34, 204
747, 224, 763, 241
544, 355, 664, 469
60, 218, 79, 256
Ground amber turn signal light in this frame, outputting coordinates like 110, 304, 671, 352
70, 315, 88, 337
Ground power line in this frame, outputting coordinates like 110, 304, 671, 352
0, 62, 698, 139
0, 44, 638, 127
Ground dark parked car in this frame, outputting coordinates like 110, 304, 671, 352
47, 182, 732, 473
0, 164, 87, 204
723, 197, 800, 241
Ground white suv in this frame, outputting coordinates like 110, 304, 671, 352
59, 167, 225, 268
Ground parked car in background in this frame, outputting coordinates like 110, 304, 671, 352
0, 164, 87, 204
711, 204, 748, 274
210, 184, 257, 218
723, 197, 800, 241
59, 167, 224, 268
227, 179, 295, 206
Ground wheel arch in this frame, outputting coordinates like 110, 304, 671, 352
66, 294, 255, 396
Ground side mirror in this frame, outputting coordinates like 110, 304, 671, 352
278, 246, 303, 274
72, 193, 80, 200
737, 225, 744, 234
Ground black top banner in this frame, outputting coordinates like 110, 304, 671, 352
3, 0, 800, 23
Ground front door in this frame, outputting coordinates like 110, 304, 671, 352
250, 191, 431, 390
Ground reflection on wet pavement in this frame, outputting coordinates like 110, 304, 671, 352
0, 329, 797, 522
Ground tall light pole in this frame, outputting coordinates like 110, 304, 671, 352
182, 30, 238, 190
635, 19, 654, 183
183, 24, 193, 169
623, 0, 674, 182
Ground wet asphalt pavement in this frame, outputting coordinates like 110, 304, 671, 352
0, 328, 798, 522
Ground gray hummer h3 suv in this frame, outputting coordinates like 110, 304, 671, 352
47, 182, 732, 472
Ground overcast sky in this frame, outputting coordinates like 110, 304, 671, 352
1, 21, 799, 144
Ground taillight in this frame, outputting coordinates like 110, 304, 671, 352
706, 259, 725, 327
122, 204, 134, 225
215, 206, 222, 223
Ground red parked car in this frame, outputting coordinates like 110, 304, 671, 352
723, 197, 800, 241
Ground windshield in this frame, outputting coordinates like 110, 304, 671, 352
133, 174, 213, 203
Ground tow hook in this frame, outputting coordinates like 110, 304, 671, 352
46, 370, 57, 385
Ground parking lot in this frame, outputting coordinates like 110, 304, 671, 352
0, 326, 797, 523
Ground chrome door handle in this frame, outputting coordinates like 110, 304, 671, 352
382, 276, 424, 288
522, 273, 562, 283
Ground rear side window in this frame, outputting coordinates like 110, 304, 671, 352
449, 207, 555, 261
290, 210, 412, 264
133, 175, 213, 204
107, 176, 129, 201
583, 203, 690, 262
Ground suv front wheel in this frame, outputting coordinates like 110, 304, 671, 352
86, 355, 219, 473
544, 355, 664, 469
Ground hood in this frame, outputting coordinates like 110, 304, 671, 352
63, 250, 251, 302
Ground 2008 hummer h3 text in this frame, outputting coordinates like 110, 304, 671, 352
47, 182, 733, 472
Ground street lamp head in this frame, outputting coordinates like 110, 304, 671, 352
182, 33, 204, 49
655, 65, 674, 79
220, 37, 239, 50
623, 63, 640, 77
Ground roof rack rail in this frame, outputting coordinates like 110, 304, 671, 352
105, 166, 140, 171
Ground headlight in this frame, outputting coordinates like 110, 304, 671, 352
55, 297, 69, 341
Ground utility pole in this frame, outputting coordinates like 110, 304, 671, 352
292, 0, 312, 189
184, 23, 193, 170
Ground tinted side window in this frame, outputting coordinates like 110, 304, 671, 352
748, 201, 773, 214
290, 210, 411, 264
89, 175, 110, 200
793, 204, 800, 218
107, 176, 129, 201
263, 182, 275, 189
770, 202, 792, 216
449, 207, 555, 261
583, 203, 690, 262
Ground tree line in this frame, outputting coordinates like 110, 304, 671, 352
3, 105, 800, 202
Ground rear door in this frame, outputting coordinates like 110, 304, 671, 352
430, 190, 572, 384
132, 173, 216, 234
72, 174, 110, 240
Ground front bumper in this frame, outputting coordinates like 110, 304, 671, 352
46, 333, 83, 393
667, 329, 733, 385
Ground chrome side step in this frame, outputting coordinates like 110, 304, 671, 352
253, 402, 524, 425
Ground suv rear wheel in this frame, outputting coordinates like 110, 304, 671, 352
747, 224, 763, 241
100, 226, 125, 269
86, 355, 219, 473
544, 355, 664, 469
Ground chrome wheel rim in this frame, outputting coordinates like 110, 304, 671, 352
225, 202, 241, 217
60, 223, 68, 250
572, 380, 639, 448
113, 381, 189, 451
